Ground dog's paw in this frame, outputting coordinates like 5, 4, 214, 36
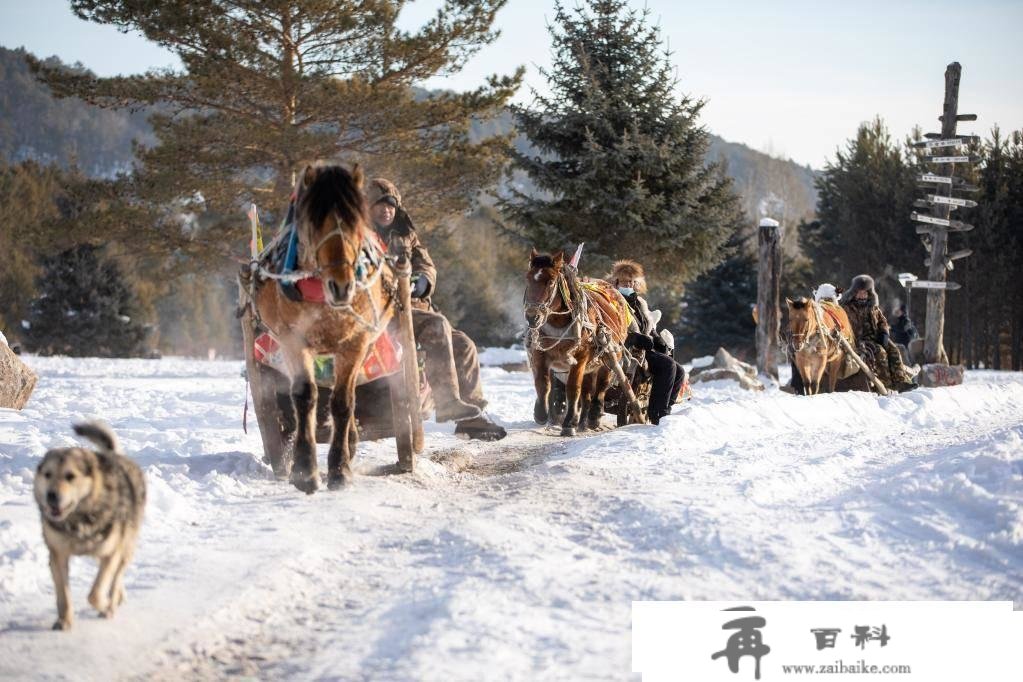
88, 591, 109, 614
52, 618, 72, 631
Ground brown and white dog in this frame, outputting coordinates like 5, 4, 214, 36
33, 422, 146, 630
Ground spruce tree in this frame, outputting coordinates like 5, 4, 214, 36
500, 0, 743, 286
23, 245, 148, 357
29, 0, 522, 240
799, 117, 924, 302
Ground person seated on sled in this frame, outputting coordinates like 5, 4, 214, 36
367, 178, 507, 440
889, 305, 918, 347
839, 274, 916, 393
609, 260, 686, 425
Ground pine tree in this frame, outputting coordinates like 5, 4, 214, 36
29, 1, 522, 243
675, 235, 758, 361
799, 117, 925, 303
500, 0, 743, 287
23, 245, 148, 357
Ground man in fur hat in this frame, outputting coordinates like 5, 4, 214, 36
367, 178, 507, 439
609, 259, 686, 424
840, 274, 916, 392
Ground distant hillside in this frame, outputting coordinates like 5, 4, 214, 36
0, 47, 154, 177
2, 46, 817, 228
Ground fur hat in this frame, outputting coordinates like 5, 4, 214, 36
840, 274, 878, 306
366, 177, 401, 208
608, 259, 647, 294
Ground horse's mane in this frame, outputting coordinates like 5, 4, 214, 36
530, 254, 556, 269
298, 164, 368, 241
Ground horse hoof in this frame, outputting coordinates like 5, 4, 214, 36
327, 471, 353, 490
560, 427, 576, 437
291, 473, 319, 495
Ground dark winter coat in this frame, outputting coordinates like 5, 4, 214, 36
373, 209, 437, 310
891, 314, 918, 346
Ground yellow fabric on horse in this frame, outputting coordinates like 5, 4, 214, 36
578, 280, 632, 344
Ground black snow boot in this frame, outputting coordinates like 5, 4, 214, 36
454, 414, 508, 441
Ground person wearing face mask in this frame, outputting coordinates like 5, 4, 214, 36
839, 274, 916, 392
366, 178, 507, 439
608, 260, 686, 425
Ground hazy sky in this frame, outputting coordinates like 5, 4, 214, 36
2, 0, 1021, 168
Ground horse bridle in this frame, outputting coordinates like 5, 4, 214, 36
790, 301, 829, 352
309, 213, 363, 278
523, 269, 572, 331
306, 213, 394, 332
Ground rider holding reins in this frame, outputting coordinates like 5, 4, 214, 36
366, 178, 507, 440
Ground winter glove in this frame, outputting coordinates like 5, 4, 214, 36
410, 273, 430, 299
878, 332, 890, 347
626, 331, 655, 351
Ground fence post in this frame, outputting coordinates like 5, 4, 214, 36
756, 217, 782, 380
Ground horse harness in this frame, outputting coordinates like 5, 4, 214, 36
241, 212, 401, 337
524, 268, 626, 364
790, 300, 840, 355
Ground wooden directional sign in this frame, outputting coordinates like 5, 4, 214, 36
924, 194, 978, 208
940, 113, 977, 122
923, 154, 979, 164
925, 250, 972, 270
912, 213, 975, 232
914, 199, 959, 211
919, 134, 980, 144
907, 280, 961, 290
912, 138, 965, 149
918, 173, 961, 185
915, 223, 974, 234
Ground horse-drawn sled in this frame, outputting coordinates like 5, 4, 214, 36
523, 249, 648, 436
237, 163, 425, 494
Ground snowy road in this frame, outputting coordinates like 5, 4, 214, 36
1, 355, 1021, 680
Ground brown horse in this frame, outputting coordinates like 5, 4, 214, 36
249, 162, 397, 493
786, 296, 855, 395
524, 249, 631, 436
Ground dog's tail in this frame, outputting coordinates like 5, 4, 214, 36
73, 421, 121, 455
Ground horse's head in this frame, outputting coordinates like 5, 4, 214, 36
785, 296, 814, 351
524, 248, 565, 329
295, 162, 368, 308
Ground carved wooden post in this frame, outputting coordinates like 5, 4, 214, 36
387, 239, 424, 472
923, 62, 961, 364
756, 217, 782, 379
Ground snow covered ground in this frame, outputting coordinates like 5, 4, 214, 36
0, 353, 1020, 680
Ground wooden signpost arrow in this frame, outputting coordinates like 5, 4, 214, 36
921, 154, 980, 164
911, 212, 974, 231
914, 136, 980, 148
920, 194, 978, 208
906, 280, 962, 290
925, 249, 973, 270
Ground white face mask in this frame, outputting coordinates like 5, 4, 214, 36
618, 287, 635, 297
